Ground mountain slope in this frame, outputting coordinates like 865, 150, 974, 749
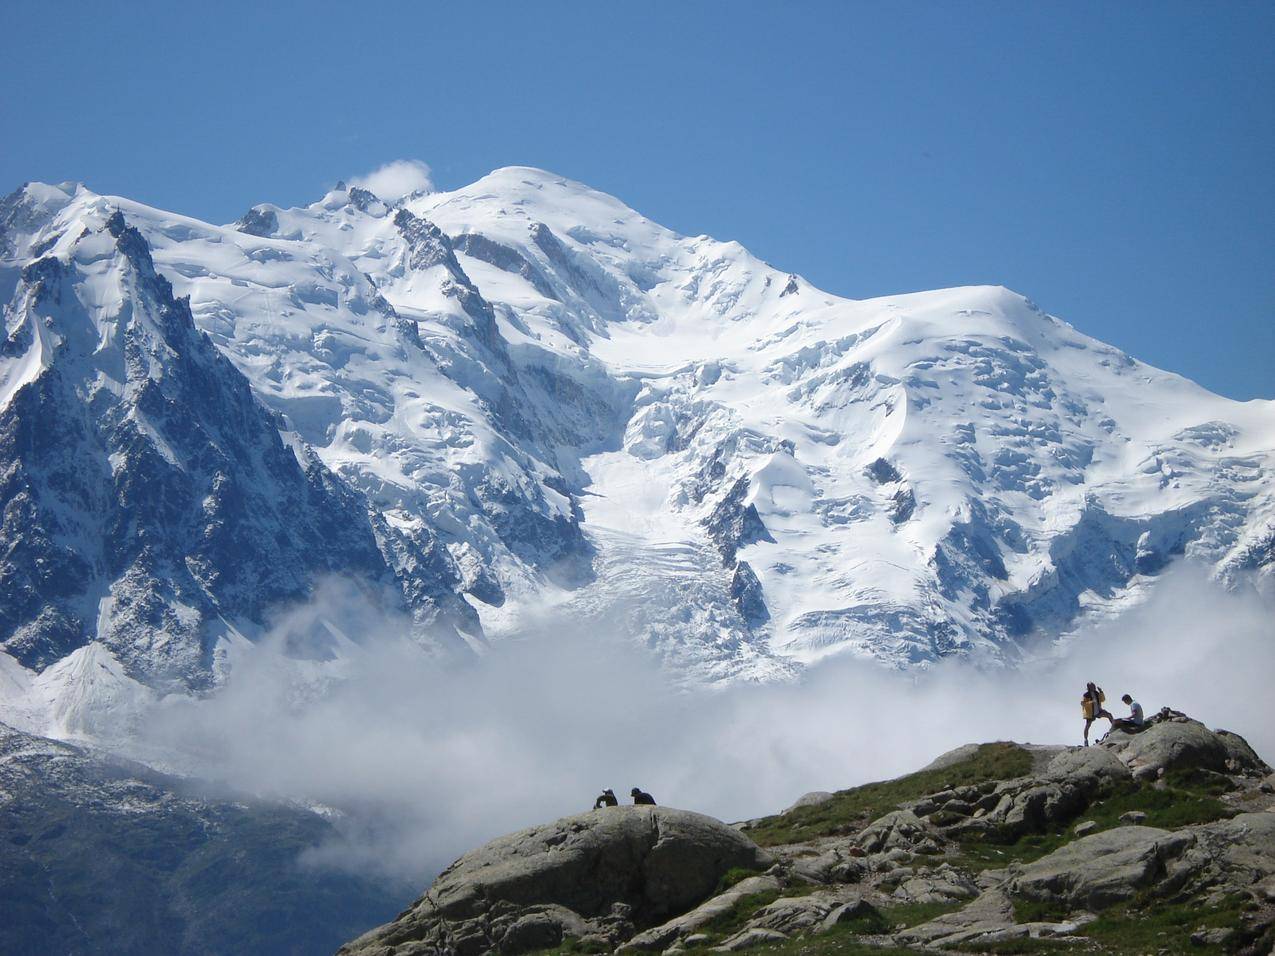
0, 721, 403, 955
403, 168, 1275, 668
0, 187, 472, 690
1, 170, 1272, 696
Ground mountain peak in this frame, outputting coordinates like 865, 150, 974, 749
2, 165, 1271, 691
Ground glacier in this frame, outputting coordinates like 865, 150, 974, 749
1, 166, 1272, 716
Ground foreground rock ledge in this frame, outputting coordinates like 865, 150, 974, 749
338, 806, 773, 955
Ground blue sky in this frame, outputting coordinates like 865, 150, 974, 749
2, 1, 1271, 399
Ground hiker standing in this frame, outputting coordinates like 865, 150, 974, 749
1082, 681, 1114, 746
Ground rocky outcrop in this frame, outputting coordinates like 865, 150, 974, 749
337, 720, 1275, 955
619, 875, 782, 951
1101, 715, 1270, 780
338, 807, 772, 955
1012, 825, 1195, 909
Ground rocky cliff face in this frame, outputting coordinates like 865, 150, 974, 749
338, 716, 1275, 955
0, 194, 474, 690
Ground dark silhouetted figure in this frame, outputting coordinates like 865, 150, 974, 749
631, 787, 656, 806
593, 788, 618, 809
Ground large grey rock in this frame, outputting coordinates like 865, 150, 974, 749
1215, 729, 1271, 776
745, 890, 876, 935
339, 806, 772, 955
855, 809, 941, 854
619, 875, 781, 951
892, 864, 980, 904
712, 927, 787, 951
1100, 719, 1263, 780
1012, 825, 1195, 910
1042, 745, 1131, 788
900, 885, 1097, 949
785, 790, 835, 812
898, 888, 1020, 947
781, 843, 868, 885
1173, 812, 1275, 893
933, 746, 1128, 841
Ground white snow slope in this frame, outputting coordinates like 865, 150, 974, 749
2, 168, 1273, 722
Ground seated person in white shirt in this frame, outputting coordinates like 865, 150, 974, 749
1110, 694, 1146, 733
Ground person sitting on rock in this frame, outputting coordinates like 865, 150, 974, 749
1109, 694, 1146, 734
1082, 681, 1114, 746
630, 787, 656, 806
593, 788, 618, 809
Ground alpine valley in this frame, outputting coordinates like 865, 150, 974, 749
1, 168, 1272, 953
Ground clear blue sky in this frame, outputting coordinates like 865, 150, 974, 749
3, 1, 1271, 399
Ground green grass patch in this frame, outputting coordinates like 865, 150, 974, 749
954, 939, 1073, 954
714, 865, 766, 894
951, 778, 1233, 873
1011, 897, 1072, 924
878, 900, 965, 928
953, 894, 1255, 954
1077, 894, 1250, 955
746, 743, 1034, 847
691, 888, 784, 941
707, 922, 927, 955
532, 939, 610, 955
1162, 766, 1238, 797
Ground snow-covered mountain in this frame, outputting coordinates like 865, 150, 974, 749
2, 168, 1272, 703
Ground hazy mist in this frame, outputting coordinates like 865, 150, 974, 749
139, 566, 1275, 886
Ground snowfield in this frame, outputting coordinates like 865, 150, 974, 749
1, 166, 1272, 734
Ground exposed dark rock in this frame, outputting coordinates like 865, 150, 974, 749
864, 457, 902, 484
453, 231, 558, 300
730, 561, 770, 624
705, 477, 775, 567
235, 205, 278, 237
890, 486, 916, 523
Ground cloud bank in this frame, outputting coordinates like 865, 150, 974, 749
349, 159, 434, 201
138, 566, 1275, 887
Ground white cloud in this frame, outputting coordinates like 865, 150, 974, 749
136, 566, 1275, 887
348, 159, 434, 201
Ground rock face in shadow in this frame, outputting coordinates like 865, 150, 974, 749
338, 806, 772, 955
0, 723, 400, 956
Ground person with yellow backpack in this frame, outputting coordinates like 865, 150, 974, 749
1082, 681, 1114, 746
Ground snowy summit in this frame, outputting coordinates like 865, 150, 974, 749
1, 167, 1272, 707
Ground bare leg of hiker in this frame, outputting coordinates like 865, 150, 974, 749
1095, 709, 1115, 741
